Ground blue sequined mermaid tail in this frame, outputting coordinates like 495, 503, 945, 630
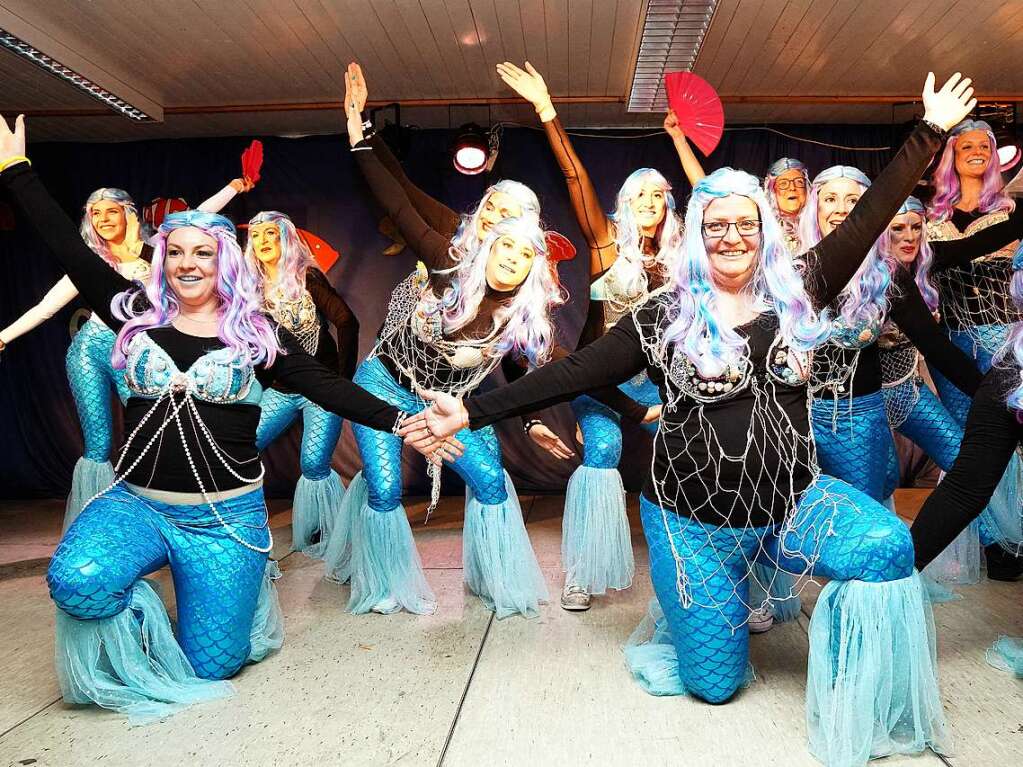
63, 320, 127, 530
256, 389, 345, 557
48, 485, 273, 722
347, 358, 436, 615
811, 391, 893, 501
561, 396, 633, 595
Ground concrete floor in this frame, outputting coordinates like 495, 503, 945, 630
0, 491, 1020, 767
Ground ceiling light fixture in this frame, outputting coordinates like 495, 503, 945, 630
0, 29, 151, 120
628, 0, 720, 113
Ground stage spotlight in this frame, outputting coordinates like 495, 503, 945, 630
997, 133, 1021, 173
452, 124, 490, 175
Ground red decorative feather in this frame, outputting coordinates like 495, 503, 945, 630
664, 72, 724, 156
241, 140, 264, 184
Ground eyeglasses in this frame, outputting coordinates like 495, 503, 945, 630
701, 219, 762, 238
775, 178, 807, 191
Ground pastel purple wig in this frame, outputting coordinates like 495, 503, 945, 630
929, 119, 1014, 222
80, 188, 140, 268
879, 197, 939, 312
245, 210, 313, 303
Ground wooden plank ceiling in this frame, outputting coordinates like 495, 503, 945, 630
0, 0, 1020, 142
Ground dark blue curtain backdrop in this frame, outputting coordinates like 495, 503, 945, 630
0, 122, 905, 499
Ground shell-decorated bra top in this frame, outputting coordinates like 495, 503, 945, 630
591, 256, 655, 331
927, 210, 1016, 257
125, 331, 263, 405
827, 315, 883, 350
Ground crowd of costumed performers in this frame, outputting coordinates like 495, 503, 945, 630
2, 59, 1022, 767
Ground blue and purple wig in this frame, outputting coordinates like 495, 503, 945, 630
448, 180, 541, 262
661, 168, 831, 378
427, 216, 564, 367
111, 210, 281, 369
764, 157, 810, 219
879, 196, 939, 313
80, 188, 141, 268
799, 165, 894, 329
929, 119, 1014, 222
245, 211, 314, 302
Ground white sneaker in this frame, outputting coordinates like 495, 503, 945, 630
371, 596, 400, 614
748, 606, 774, 633
560, 583, 592, 612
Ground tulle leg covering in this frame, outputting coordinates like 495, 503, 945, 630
456, 427, 547, 618
561, 396, 633, 594
775, 475, 950, 766
291, 396, 344, 558
322, 470, 367, 585
625, 496, 759, 702
810, 391, 893, 502
64, 320, 122, 530
248, 560, 285, 663
986, 637, 1023, 677
48, 486, 271, 721
347, 358, 436, 615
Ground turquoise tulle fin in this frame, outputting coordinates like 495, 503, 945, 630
806, 571, 951, 766
292, 470, 345, 558
464, 471, 548, 619
55, 579, 234, 725
624, 598, 752, 697
749, 563, 802, 623
64, 458, 114, 533
248, 560, 285, 663
561, 465, 634, 594
919, 572, 961, 604
348, 498, 436, 615
322, 471, 366, 585
979, 451, 1023, 554
985, 636, 1023, 677
924, 519, 981, 586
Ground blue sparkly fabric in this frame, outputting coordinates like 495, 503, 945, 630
256, 388, 344, 554
66, 319, 130, 462
348, 357, 543, 617
894, 383, 963, 472
633, 474, 916, 704
811, 390, 894, 501
931, 324, 1008, 425
48, 484, 270, 681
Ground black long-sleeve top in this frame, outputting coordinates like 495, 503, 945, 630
0, 163, 402, 493
911, 364, 1021, 568
464, 122, 944, 527
931, 205, 1023, 330
826, 268, 982, 398
352, 137, 648, 421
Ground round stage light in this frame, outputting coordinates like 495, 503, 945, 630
453, 125, 489, 175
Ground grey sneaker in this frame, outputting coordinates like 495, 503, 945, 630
560, 583, 592, 612
748, 605, 774, 633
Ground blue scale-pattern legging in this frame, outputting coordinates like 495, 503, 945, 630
48, 484, 270, 680
930, 324, 1006, 426
811, 390, 894, 502
256, 388, 344, 554
885, 380, 963, 472
63, 319, 132, 526
348, 356, 545, 617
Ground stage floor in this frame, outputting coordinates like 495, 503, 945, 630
0, 491, 1020, 767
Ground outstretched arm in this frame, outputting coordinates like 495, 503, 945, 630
0, 275, 79, 346
0, 117, 130, 329
497, 61, 616, 279
806, 72, 976, 307
929, 204, 1023, 270
664, 110, 706, 187
912, 368, 1021, 568
196, 177, 253, 214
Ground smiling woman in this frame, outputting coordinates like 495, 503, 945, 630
0, 112, 445, 723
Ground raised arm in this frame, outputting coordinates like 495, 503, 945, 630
911, 368, 1022, 568
806, 73, 976, 307
0, 275, 79, 346
664, 110, 706, 187
305, 267, 360, 378
0, 159, 130, 327
196, 177, 254, 214
497, 62, 615, 279
929, 203, 1023, 270
888, 270, 982, 395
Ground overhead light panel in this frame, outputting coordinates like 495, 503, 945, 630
0, 29, 152, 120
628, 0, 719, 113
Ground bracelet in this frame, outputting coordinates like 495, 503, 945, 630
0, 155, 30, 173
523, 418, 543, 435
921, 118, 948, 139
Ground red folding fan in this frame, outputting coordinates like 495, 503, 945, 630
664, 72, 724, 156
241, 140, 264, 184
545, 230, 577, 262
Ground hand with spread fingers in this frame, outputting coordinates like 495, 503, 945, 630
0, 113, 27, 168
496, 61, 556, 122
921, 72, 977, 131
